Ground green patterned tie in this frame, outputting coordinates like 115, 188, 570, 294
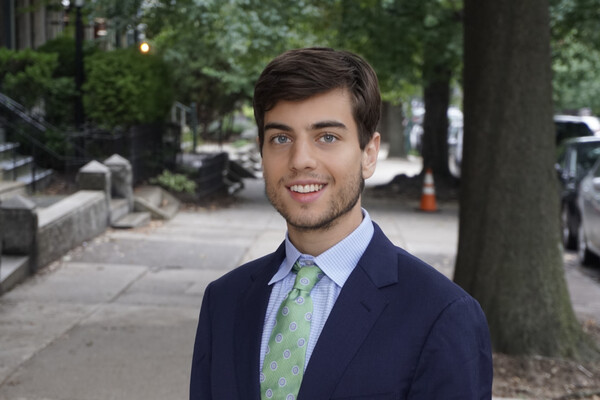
260, 262, 324, 400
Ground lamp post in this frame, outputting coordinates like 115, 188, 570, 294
74, 0, 85, 130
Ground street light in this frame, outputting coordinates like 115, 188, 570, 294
139, 41, 150, 54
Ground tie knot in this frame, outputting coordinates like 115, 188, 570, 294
292, 262, 323, 292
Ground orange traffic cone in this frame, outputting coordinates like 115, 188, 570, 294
419, 168, 438, 212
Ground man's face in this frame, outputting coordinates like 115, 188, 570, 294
261, 89, 379, 233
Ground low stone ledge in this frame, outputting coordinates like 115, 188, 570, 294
36, 190, 108, 270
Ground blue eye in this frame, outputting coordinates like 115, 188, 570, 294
320, 134, 337, 143
272, 135, 290, 144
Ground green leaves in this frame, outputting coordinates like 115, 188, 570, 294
0, 48, 58, 109
319, 0, 462, 99
83, 48, 173, 128
150, 169, 197, 194
551, 0, 600, 114
140, 0, 323, 134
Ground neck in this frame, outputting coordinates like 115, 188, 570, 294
287, 203, 364, 256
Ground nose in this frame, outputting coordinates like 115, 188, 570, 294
289, 138, 317, 172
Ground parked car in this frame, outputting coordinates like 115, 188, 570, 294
557, 137, 600, 250
408, 105, 463, 157
450, 114, 600, 179
555, 115, 600, 144
577, 158, 600, 264
447, 122, 463, 178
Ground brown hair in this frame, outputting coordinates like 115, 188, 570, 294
253, 47, 381, 151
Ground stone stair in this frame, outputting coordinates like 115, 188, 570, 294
111, 212, 152, 229
109, 198, 130, 225
111, 197, 152, 229
0, 141, 53, 191
0, 94, 57, 190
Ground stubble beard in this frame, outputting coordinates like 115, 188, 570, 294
264, 166, 365, 233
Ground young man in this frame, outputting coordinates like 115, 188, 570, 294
190, 48, 493, 400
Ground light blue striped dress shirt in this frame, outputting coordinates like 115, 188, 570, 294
259, 209, 375, 374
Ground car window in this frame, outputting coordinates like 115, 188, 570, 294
577, 145, 600, 178
556, 122, 593, 144
594, 159, 600, 179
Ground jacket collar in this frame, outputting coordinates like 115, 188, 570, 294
299, 223, 399, 399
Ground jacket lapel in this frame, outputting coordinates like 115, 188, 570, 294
298, 224, 399, 399
234, 243, 285, 400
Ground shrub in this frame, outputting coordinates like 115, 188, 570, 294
83, 48, 174, 129
37, 35, 98, 79
150, 170, 196, 194
0, 48, 57, 109
43, 76, 77, 128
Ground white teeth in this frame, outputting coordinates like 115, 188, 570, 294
290, 184, 324, 193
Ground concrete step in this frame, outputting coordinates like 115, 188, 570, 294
134, 185, 180, 220
0, 141, 54, 191
0, 255, 30, 295
0, 180, 26, 200
0, 155, 33, 178
111, 212, 151, 229
15, 168, 53, 190
0, 142, 19, 161
109, 198, 130, 225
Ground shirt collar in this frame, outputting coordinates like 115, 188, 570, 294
269, 209, 374, 287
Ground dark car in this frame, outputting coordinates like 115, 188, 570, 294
577, 159, 600, 264
556, 137, 600, 250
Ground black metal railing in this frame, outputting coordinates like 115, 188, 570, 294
0, 93, 89, 190
0, 92, 181, 188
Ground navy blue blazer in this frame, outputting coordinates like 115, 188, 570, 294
190, 223, 493, 399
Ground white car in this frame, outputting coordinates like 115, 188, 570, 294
555, 115, 600, 144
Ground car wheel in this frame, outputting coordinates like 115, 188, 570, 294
578, 222, 597, 265
561, 206, 577, 250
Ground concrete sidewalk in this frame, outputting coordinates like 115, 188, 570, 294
0, 158, 598, 399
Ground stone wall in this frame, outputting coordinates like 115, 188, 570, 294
36, 191, 108, 269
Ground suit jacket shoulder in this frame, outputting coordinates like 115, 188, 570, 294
298, 223, 493, 399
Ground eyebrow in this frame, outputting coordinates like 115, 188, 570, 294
264, 120, 348, 132
264, 122, 292, 132
310, 120, 348, 131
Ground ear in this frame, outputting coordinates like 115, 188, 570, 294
361, 132, 380, 180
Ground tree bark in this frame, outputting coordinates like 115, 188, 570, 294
380, 101, 407, 158
454, 0, 594, 358
421, 61, 452, 181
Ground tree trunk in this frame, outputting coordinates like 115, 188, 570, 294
454, 0, 594, 358
380, 101, 407, 158
421, 62, 452, 181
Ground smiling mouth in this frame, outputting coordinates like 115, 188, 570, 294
289, 184, 325, 193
